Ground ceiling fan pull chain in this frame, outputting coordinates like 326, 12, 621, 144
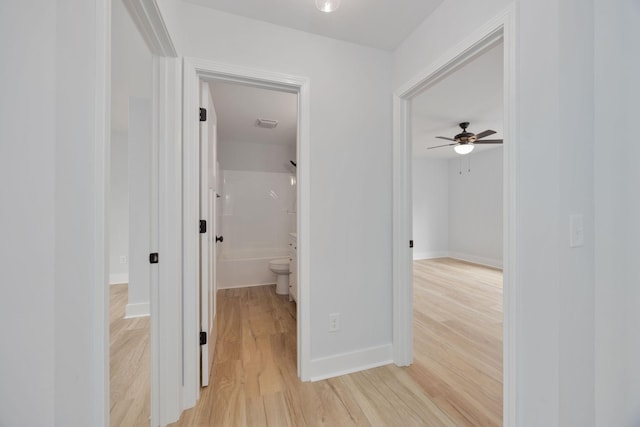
468, 155, 471, 173
459, 158, 462, 175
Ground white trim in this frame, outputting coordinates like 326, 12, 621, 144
448, 252, 503, 270
122, 0, 177, 57
109, 273, 129, 285
392, 5, 517, 427
155, 57, 183, 425
309, 344, 393, 382
182, 58, 312, 411
125, 302, 151, 318
412, 251, 449, 261
94, 0, 110, 425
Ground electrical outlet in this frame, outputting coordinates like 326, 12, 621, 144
329, 313, 340, 332
120, 255, 128, 264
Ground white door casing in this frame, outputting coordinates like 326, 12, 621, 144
392, 5, 517, 427
182, 58, 311, 408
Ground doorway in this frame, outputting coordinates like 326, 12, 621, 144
181, 58, 312, 408
392, 8, 517, 426
408, 40, 504, 425
109, 0, 154, 424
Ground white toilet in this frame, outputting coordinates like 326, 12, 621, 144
269, 258, 290, 295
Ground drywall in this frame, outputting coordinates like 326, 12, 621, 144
54, 0, 106, 424
448, 148, 503, 268
110, 131, 129, 284
159, 1, 394, 367
392, 0, 511, 89
127, 97, 152, 317
411, 158, 449, 259
219, 141, 296, 174
594, 0, 640, 425
395, 0, 596, 424
111, 0, 153, 131
0, 1, 56, 425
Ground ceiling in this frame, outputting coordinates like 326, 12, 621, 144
183, 0, 444, 51
206, 79, 298, 147
412, 42, 504, 160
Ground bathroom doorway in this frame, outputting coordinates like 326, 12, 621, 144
182, 58, 311, 404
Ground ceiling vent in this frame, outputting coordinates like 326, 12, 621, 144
256, 118, 279, 129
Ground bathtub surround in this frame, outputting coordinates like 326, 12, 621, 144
217, 169, 296, 289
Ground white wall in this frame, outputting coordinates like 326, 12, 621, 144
55, 0, 107, 424
0, 1, 56, 425
158, 1, 394, 366
412, 158, 449, 259
110, 131, 129, 284
448, 148, 503, 267
412, 149, 502, 268
110, 0, 153, 286
594, 1, 640, 426
220, 170, 296, 257
219, 141, 296, 174
127, 97, 152, 317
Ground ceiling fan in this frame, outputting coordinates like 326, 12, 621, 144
428, 122, 503, 155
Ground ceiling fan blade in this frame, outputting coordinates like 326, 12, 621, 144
435, 136, 456, 141
475, 130, 497, 140
427, 143, 457, 149
473, 139, 503, 144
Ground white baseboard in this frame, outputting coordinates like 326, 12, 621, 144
125, 302, 150, 318
109, 273, 129, 285
413, 251, 449, 261
449, 252, 503, 269
309, 344, 393, 382
217, 281, 275, 290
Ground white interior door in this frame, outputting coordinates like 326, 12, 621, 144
199, 81, 219, 387
199, 82, 211, 387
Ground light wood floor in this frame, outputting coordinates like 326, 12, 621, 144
170, 285, 457, 427
411, 258, 503, 426
110, 284, 150, 426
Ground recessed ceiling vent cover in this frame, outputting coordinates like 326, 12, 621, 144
256, 118, 279, 129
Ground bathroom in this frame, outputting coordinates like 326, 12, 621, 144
211, 80, 298, 300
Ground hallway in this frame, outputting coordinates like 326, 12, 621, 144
171, 285, 456, 426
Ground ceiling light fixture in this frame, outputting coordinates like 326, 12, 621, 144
454, 144, 474, 155
316, 0, 341, 13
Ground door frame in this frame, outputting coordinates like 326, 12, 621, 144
96, 0, 182, 426
391, 5, 518, 426
182, 57, 312, 407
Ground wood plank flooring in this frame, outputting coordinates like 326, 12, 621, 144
411, 258, 503, 426
170, 285, 458, 427
110, 284, 150, 427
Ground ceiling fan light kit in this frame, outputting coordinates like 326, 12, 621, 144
454, 144, 474, 155
428, 121, 503, 155
316, 0, 340, 13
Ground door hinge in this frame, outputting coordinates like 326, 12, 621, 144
149, 252, 159, 264
199, 219, 207, 234
199, 108, 207, 122
409, 240, 414, 248
200, 331, 207, 345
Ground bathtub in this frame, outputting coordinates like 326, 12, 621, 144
217, 248, 289, 289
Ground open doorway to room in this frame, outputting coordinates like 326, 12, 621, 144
108, 0, 154, 424
195, 79, 300, 416
174, 59, 310, 422
407, 41, 505, 425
